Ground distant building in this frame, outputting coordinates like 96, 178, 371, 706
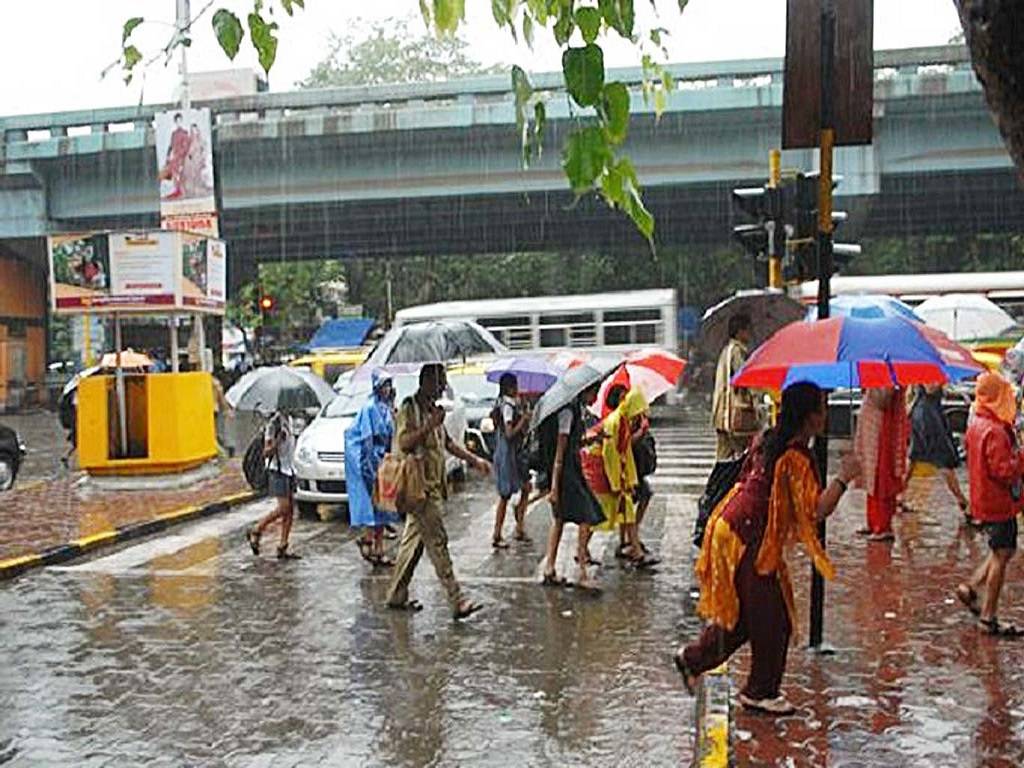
177, 69, 268, 102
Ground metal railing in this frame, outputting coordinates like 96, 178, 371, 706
0, 45, 974, 147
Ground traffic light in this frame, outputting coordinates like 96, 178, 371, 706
259, 294, 274, 313
731, 185, 783, 262
780, 172, 859, 283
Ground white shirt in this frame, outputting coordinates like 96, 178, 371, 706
500, 396, 517, 428
264, 417, 296, 477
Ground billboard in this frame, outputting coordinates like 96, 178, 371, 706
49, 231, 226, 315
154, 107, 219, 236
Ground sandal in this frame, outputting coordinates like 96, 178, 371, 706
738, 692, 796, 716
614, 545, 628, 560
357, 538, 375, 564
627, 554, 660, 570
454, 599, 484, 621
673, 650, 697, 695
383, 525, 399, 540
867, 531, 895, 542
574, 554, 601, 567
514, 531, 532, 543
372, 554, 395, 568
978, 617, 1023, 638
246, 529, 261, 556
388, 599, 423, 612
955, 584, 980, 616
276, 547, 302, 561
492, 539, 510, 550
541, 572, 570, 588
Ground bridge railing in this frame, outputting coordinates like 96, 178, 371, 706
1, 45, 974, 146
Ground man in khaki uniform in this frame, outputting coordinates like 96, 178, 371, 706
712, 313, 758, 460
386, 363, 491, 620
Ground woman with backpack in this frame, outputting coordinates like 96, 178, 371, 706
491, 373, 532, 548
247, 409, 301, 560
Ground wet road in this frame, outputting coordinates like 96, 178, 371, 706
0, 419, 711, 767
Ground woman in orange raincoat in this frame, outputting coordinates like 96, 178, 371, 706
674, 382, 860, 716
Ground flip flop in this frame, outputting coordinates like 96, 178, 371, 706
246, 529, 261, 556
955, 584, 980, 616
978, 617, 1023, 638
357, 538, 375, 564
454, 600, 484, 621
372, 555, 395, 568
514, 532, 533, 543
276, 549, 302, 561
383, 525, 398, 540
492, 539, 510, 550
388, 599, 423, 612
574, 554, 602, 567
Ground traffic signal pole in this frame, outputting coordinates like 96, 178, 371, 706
767, 149, 783, 289
809, 0, 836, 652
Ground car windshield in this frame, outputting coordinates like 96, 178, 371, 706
322, 373, 419, 418
448, 374, 497, 404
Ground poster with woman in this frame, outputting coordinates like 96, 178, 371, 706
154, 107, 217, 234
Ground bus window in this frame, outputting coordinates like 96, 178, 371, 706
480, 315, 533, 350
603, 309, 663, 346
539, 312, 596, 348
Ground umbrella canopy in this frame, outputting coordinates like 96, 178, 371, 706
61, 366, 101, 399
916, 293, 1022, 343
99, 349, 153, 369
805, 294, 922, 322
531, 354, 622, 429
593, 350, 687, 417
226, 366, 336, 412
732, 316, 983, 390
700, 289, 805, 359
364, 320, 507, 366
486, 356, 561, 394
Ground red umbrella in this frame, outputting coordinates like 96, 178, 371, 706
594, 349, 687, 417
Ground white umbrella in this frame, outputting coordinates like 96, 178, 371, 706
916, 294, 1021, 343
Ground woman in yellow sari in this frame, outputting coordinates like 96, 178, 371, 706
673, 382, 860, 715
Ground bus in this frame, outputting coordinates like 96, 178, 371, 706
393, 289, 678, 355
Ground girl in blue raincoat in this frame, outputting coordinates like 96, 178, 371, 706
345, 370, 399, 566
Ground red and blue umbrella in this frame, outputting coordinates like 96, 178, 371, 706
732, 316, 983, 390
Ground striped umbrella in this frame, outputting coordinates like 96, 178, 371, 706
594, 349, 687, 416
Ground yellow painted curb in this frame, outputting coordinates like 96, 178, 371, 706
73, 531, 117, 548
156, 505, 201, 522
0, 553, 43, 571
700, 717, 729, 768
220, 492, 255, 504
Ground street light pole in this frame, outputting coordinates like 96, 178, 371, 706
809, 0, 836, 651
169, 0, 191, 374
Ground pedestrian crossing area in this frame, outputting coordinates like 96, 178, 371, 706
647, 420, 718, 495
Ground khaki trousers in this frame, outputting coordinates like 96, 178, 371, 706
385, 496, 461, 612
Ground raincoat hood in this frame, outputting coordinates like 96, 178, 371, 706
975, 371, 1017, 425
371, 369, 393, 396
623, 388, 649, 420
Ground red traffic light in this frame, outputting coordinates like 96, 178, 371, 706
259, 295, 274, 311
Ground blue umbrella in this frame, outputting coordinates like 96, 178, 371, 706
485, 356, 561, 394
805, 294, 922, 322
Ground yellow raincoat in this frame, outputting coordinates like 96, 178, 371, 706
593, 389, 649, 531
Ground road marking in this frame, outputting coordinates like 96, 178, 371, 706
73, 530, 117, 548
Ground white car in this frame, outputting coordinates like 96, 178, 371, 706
292, 372, 468, 516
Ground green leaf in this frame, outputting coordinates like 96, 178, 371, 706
562, 126, 612, 195
599, 0, 634, 39
574, 7, 601, 44
553, 0, 575, 46
122, 44, 142, 85
280, 0, 305, 15
492, 0, 514, 27
649, 27, 668, 47
522, 12, 535, 49
511, 65, 534, 133
601, 82, 630, 144
248, 12, 279, 73
678, 0, 690, 11
433, 0, 465, 34
562, 44, 605, 108
533, 100, 547, 143
213, 10, 244, 60
618, 0, 635, 38
122, 17, 144, 45
526, 0, 550, 24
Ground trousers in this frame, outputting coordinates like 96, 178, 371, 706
385, 496, 461, 612
683, 544, 791, 701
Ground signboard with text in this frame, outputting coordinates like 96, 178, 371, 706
48, 230, 226, 315
154, 107, 219, 237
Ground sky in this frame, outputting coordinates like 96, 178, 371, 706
2, 0, 963, 117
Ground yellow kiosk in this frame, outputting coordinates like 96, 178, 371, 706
49, 230, 226, 476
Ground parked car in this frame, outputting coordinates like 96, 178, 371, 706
446, 364, 499, 459
0, 424, 26, 491
291, 371, 469, 516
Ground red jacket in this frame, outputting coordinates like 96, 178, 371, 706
966, 408, 1024, 523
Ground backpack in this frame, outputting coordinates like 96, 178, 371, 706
58, 394, 76, 432
692, 454, 746, 548
634, 432, 657, 478
243, 433, 269, 492
527, 411, 561, 478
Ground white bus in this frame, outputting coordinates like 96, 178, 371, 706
393, 289, 679, 354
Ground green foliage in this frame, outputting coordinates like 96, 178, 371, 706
122, 17, 143, 45
563, 44, 605, 107
574, 7, 602, 44
212, 10, 244, 60
247, 12, 279, 74
298, 17, 503, 89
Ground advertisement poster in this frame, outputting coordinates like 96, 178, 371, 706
154, 107, 218, 236
181, 235, 227, 310
108, 231, 178, 307
49, 234, 111, 310
49, 230, 226, 316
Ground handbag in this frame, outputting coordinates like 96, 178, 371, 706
375, 398, 429, 517
634, 432, 657, 478
693, 454, 746, 548
726, 343, 759, 435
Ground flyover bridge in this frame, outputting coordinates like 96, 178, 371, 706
0, 44, 1017, 286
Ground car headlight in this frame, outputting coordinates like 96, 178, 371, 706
480, 416, 495, 433
296, 443, 314, 464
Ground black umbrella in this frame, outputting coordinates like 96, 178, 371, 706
225, 366, 336, 413
700, 289, 805, 359
365, 320, 507, 366
531, 354, 623, 430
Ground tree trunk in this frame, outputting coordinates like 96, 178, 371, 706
955, 0, 1024, 184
